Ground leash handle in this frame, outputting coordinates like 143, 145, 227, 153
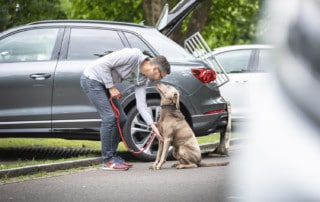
109, 97, 155, 154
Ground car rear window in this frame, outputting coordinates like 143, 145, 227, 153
123, 32, 155, 57
140, 29, 192, 59
67, 28, 125, 60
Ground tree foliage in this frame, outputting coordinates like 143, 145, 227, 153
203, 0, 261, 47
69, 0, 144, 23
70, 0, 263, 48
0, 0, 67, 31
0, 0, 263, 49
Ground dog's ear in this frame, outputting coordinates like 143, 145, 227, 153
172, 92, 180, 109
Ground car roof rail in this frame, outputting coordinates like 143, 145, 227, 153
27, 20, 146, 28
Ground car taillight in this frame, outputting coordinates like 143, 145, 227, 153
204, 109, 226, 115
191, 68, 216, 83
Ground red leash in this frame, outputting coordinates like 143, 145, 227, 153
109, 97, 155, 154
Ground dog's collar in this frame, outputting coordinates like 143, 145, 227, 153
161, 105, 178, 110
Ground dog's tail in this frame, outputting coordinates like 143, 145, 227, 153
198, 161, 230, 167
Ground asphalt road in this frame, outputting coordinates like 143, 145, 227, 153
0, 150, 237, 202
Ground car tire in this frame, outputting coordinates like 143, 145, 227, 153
123, 99, 172, 161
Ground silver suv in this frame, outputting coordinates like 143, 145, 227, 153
0, 1, 229, 161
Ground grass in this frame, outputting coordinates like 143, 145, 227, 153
0, 138, 102, 170
197, 133, 220, 144
0, 138, 102, 150
0, 133, 223, 151
0, 133, 231, 170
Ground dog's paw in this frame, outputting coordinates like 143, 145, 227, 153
172, 163, 185, 169
149, 165, 162, 170
149, 167, 161, 170
149, 165, 155, 170
175, 164, 184, 169
149, 162, 159, 170
171, 163, 179, 168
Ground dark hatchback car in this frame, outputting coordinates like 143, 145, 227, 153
0, 1, 229, 161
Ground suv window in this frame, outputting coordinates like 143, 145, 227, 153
216, 50, 252, 73
0, 28, 59, 62
124, 32, 155, 57
67, 28, 125, 60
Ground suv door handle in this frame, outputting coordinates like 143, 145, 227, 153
235, 80, 248, 83
30, 73, 51, 80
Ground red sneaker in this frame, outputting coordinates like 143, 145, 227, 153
102, 159, 129, 171
114, 156, 133, 168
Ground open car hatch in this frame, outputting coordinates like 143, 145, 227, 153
156, 0, 203, 36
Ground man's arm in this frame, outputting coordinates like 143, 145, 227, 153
135, 85, 163, 141
100, 48, 139, 89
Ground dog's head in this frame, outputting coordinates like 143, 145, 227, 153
156, 83, 180, 109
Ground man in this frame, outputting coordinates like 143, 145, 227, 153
80, 48, 171, 170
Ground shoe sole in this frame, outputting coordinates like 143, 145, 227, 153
102, 167, 129, 171
102, 163, 130, 171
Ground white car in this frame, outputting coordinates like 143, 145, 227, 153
211, 44, 273, 130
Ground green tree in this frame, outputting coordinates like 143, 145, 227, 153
0, 0, 67, 32
203, 0, 261, 48
169, 0, 262, 48
1, 0, 263, 49
70, 0, 262, 48
69, 0, 144, 23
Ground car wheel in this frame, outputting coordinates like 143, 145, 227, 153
123, 99, 171, 161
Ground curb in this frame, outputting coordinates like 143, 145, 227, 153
0, 139, 242, 178
0, 157, 102, 178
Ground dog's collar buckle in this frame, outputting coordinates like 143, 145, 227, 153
161, 105, 178, 110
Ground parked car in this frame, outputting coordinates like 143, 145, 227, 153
0, 1, 229, 161
210, 44, 273, 130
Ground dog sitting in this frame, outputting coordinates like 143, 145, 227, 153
150, 82, 229, 170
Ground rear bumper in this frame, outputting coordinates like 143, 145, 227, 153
191, 112, 228, 136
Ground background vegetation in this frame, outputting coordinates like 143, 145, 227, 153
0, 134, 222, 170
0, 0, 266, 48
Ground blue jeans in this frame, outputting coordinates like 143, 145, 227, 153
80, 75, 127, 163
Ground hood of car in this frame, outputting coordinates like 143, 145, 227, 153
156, 0, 203, 36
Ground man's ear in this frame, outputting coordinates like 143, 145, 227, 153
152, 66, 158, 73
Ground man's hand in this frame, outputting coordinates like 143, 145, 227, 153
150, 123, 164, 142
109, 86, 123, 99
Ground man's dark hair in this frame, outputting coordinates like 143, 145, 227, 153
151, 56, 171, 74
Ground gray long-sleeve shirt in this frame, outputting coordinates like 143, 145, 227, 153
83, 48, 154, 125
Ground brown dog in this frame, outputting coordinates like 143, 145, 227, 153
150, 83, 229, 170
